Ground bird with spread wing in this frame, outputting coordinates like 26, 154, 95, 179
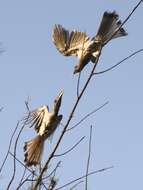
52, 11, 127, 74
23, 90, 64, 167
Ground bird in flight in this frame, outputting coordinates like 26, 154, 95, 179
52, 11, 127, 74
23, 90, 64, 167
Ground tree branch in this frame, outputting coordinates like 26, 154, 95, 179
54, 136, 85, 157
55, 166, 113, 190
94, 48, 143, 75
7, 120, 25, 190
77, 72, 81, 98
85, 126, 92, 190
67, 101, 108, 132
0, 121, 19, 174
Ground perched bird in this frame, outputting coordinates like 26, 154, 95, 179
23, 90, 64, 167
52, 11, 127, 74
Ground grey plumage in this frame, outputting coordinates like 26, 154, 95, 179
52, 11, 127, 74
23, 90, 63, 167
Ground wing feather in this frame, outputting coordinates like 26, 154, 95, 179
23, 106, 48, 133
52, 24, 91, 58
67, 31, 90, 56
52, 24, 70, 55
69, 31, 89, 51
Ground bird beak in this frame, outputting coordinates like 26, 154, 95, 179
53, 90, 64, 115
73, 69, 78, 74
73, 64, 80, 74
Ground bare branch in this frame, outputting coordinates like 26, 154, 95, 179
7, 115, 30, 189
9, 151, 34, 174
67, 101, 109, 132
85, 126, 92, 190
55, 166, 114, 190
76, 72, 81, 98
16, 167, 27, 190
0, 121, 19, 174
69, 181, 84, 190
9, 152, 48, 189
42, 161, 61, 181
7, 120, 25, 190
54, 136, 85, 157
15, 173, 33, 190
94, 48, 143, 75
47, 176, 58, 190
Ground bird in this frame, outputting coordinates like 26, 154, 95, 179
52, 11, 128, 74
23, 90, 64, 167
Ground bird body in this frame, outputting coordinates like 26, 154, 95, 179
23, 91, 63, 167
52, 11, 127, 74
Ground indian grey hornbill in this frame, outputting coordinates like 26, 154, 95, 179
23, 90, 64, 167
52, 11, 127, 74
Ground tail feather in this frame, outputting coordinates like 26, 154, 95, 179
24, 136, 44, 167
96, 11, 127, 44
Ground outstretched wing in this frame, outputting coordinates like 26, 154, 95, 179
52, 24, 91, 58
67, 31, 90, 57
52, 24, 70, 55
23, 105, 49, 133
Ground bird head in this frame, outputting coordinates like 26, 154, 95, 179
73, 56, 90, 74
52, 90, 64, 115
73, 64, 80, 74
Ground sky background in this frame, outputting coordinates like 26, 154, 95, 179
0, 0, 143, 189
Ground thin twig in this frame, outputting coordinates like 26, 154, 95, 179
39, 163, 42, 190
69, 180, 84, 190
31, 169, 35, 190
16, 174, 48, 190
47, 176, 58, 190
25, 96, 31, 111
46, 161, 59, 190
9, 151, 47, 189
77, 72, 81, 98
10, 150, 51, 189
7, 119, 28, 189
67, 101, 108, 132
54, 136, 85, 157
6, 100, 32, 189
42, 161, 61, 181
9, 151, 34, 174
85, 126, 92, 190
0, 121, 19, 174
94, 48, 143, 75
16, 167, 27, 190
15, 174, 33, 190
55, 166, 113, 190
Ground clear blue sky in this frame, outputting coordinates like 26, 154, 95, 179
0, 0, 143, 189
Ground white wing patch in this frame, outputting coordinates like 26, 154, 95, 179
24, 105, 49, 134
